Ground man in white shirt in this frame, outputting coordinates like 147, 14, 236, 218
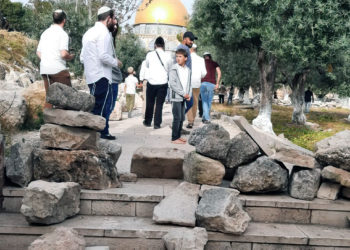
36, 10, 74, 109
124, 67, 140, 118
186, 44, 207, 128
143, 37, 172, 129
80, 6, 119, 140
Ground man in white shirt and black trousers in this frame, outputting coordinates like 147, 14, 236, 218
80, 6, 119, 140
143, 37, 172, 129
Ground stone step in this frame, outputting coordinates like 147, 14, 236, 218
3, 179, 350, 228
0, 213, 350, 250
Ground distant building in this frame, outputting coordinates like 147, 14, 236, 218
133, 0, 189, 52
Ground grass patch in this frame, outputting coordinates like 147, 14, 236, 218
212, 103, 350, 151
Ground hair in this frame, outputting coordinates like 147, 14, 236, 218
176, 48, 188, 58
127, 67, 134, 74
98, 9, 114, 21
53, 10, 67, 24
155, 36, 165, 48
204, 54, 212, 60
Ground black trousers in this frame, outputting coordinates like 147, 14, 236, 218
172, 101, 185, 141
198, 94, 203, 117
219, 95, 225, 104
145, 82, 168, 126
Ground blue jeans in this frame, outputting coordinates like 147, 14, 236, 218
200, 82, 215, 121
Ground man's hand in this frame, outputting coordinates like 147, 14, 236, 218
118, 60, 123, 67
215, 84, 219, 90
184, 94, 190, 101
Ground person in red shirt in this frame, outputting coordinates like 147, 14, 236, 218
200, 52, 221, 123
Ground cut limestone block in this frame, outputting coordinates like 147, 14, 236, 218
315, 130, 350, 171
21, 181, 80, 225
196, 188, 250, 234
131, 147, 185, 179
183, 151, 225, 186
231, 156, 288, 193
46, 82, 94, 112
43, 108, 105, 131
153, 182, 200, 227
162, 227, 208, 250
33, 149, 121, 190
317, 182, 341, 200
29, 227, 85, 250
321, 166, 350, 188
40, 124, 98, 150
289, 168, 321, 201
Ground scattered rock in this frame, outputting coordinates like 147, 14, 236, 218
225, 132, 260, 168
231, 156, 288, 193
119, 173, 137, 182
210, 111, 222, 120
315, 130, 350, 171
321, 166, 350, 188
33, 149, 121, 190
5, 141, 38, 187
305, 122, 320, 131
195, 136, 231, 161
162, 227, 208, 250
183, 151, 225, 186
188, 123, 230, 146
131, 147, 185, 179
40, 124, 98, 150
153, 182, 200, 227
21, 180, 80, 224
97, 139, 122, 166
28, 227, 85, 250
199, 185, 239, 197
317, 182, 341, 200
196, 188, 250, 234
341, 187, 350, 199
289, 168, 321, 201
0, 64, 6, 80
46, 82, 94, 112
0, 90, 27, 129
43, 108, 106, 131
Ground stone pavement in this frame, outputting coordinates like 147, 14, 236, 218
110, 104, 196, 174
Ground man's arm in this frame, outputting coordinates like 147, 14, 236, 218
97, 32, 118, 67
216, 67, 222, 89
201, 59, 207, 79
36, 51, 41, 59
60, 50, 75, 61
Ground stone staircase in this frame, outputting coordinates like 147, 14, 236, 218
1, 179, 350, 250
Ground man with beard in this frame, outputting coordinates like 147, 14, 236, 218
80, 6, 119, 140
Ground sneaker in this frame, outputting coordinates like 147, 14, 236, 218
186, 123, 193, 129
101, 133, 116, 140
154, 125, 161, 129
143, 120, 151, 127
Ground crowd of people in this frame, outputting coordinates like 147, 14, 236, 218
36, 7, 223, 144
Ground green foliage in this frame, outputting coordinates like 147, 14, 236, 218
0, 0, 25, 31
115, 32, 147, 77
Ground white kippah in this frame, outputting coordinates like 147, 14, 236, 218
54, 9, 63, 13
98, 6, 111, 16
192, 44, 197, 49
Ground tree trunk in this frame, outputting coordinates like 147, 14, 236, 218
243, 87, 251, 105
252, 49, 277, 135
75, 0, 79, 13
290, 71, 308, 125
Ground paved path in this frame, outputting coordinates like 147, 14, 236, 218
110, 104, 198, 174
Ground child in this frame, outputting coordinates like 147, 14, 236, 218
169, 49, 192, 144
124, 66, 139, 118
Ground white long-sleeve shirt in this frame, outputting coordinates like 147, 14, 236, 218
139, 60, 149, 81
191, 52, 207, 88
145, 48, 172, 85
80, 22, 118, 84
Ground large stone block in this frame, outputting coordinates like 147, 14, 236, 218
196, 188, 250, 234
131, 147, 185, 179
231, 156, 288, 193
43, 108, 105, 131
225, 131, 260, 168
29, 227, 85, 250
40, 124, 98, 150
0, 134, 4, 209
183, 151, 225, 186
5, 140, 38, 187
33, 149, 121, 190
321, 166, 350, 188
289, 168, 321, 201
162, 227, 208, 250
153, 182, 200, 227
21, 180, 81, 225
317, 182, 341, 200
188, 123, 230, 146
46, 82, 95, 112
315, 130, 350, 170
0, 90, 27, 129
195, 136, 231, 161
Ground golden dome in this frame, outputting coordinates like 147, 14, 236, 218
134, 0, 189, 27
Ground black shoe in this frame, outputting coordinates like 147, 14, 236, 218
181, 129, 191, 135
101, 133, 116, 140
143, 120, 151, 127
186, 123, 193, 129
154, 125, 161, 129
